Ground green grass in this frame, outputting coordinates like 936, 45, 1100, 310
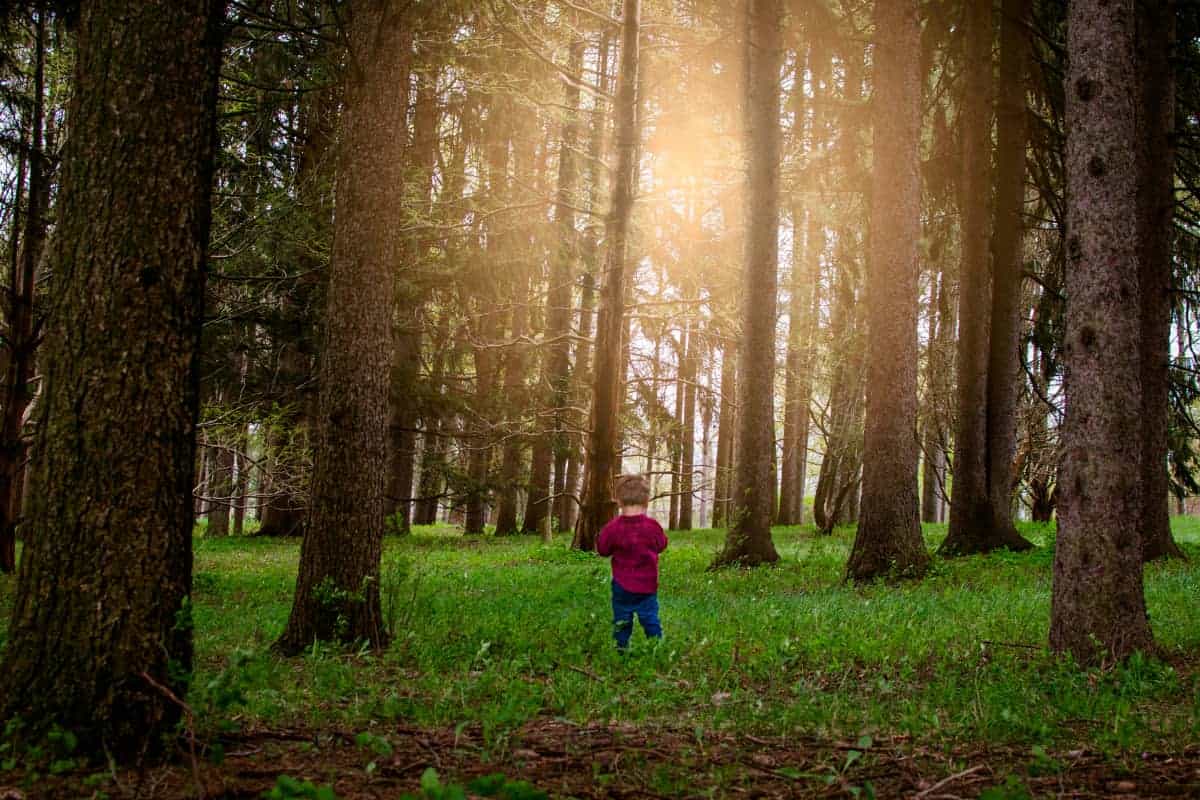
2, 520, 1199, 757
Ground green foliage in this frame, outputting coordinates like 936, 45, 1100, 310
262, 774, 337, 800
401, 768, 547, 800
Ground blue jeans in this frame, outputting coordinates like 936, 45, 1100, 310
611, 579, 662, 649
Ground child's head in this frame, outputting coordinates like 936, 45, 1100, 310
614, 474, 651, 509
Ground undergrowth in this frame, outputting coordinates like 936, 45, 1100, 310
1, 520, 1198, 761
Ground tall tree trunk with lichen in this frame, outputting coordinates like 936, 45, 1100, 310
0, 0, 224, 759
1049, 0, 1154, 664
275, 1, 407, 654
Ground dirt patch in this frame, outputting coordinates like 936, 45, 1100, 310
4, 720, 1199, 798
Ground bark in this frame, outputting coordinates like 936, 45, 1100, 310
1050, 0, 1154, 664
0, 11, 45, 574
713, 0, 782, 567
941, 0, 1033, 555
0, 0, 224, 759
207, 441, 234, 538
275, 1, 407, 654
847, 0, 929, 582
1138, 0, 1185, 562
574, 0, 640, 551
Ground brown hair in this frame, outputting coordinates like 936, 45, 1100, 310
613, 474, 651, 507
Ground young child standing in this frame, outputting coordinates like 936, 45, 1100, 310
596, 474, 668, 650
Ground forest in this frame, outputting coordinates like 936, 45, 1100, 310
0, 0, 1198, 797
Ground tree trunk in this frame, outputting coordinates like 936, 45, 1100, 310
388, 331, 418, 534
847, 0, 929, 582
1050, 0, 1154, 664
275, 1, 406, 654
1137, 0, 1185, 562
207, 441, 234, 538
941, 0, 1033, 556
574, 0, 640, 551
0, 10, 45, 574
713, 0, 782, 567
713, 345, 737, 529
0, 0, 224, 760
527, 35, 584, 537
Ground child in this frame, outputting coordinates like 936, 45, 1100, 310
596, 474, 668, 650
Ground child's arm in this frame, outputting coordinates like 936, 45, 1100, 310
654, 520, 668, 553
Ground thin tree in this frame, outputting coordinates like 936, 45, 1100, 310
1138, 0, 1185, 562
275, 0, 408, 653
1049, 0, 1154, 664
713, 0, 782, 567
0, 0, 224, 758
574, 0, 640, 551
846, 0, 930, 581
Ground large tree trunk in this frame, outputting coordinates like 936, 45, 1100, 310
1050, 0, 1154, 664
941, 0, 1033, 556
713, 0, 781, 567
574, 0, 640, 551
1138, 0, 1185, 562
275, 1, 406, 654
0, 10, 46, 574
0, 0, 223, 759
846, 0, 930, 582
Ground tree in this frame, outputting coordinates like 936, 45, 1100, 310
712, 0, 782, 567
275, 0, 408, 654
940, 0, 1033, 556
0, 0, 224, 758
1137, 0, 1186, 562
845, 0, 930, 581
1049, 0, 1154, 664
574, 0, 640, 551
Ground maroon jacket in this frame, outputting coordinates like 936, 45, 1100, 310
596, 513, 669, 594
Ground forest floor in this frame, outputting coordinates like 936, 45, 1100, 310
1, 520, 1199, 798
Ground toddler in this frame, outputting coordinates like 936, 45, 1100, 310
596, 474, 668, 649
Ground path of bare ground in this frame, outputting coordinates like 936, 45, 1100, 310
4, 720, 1200, 799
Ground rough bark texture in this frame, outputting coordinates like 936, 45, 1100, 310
1050, 0, 1154, 664
846, 0, 929, 582
1137, 0, 1184, 562
941, 0, 1033, 556
275, 0, 406, 654
713, 0, 781, 567
574, 0, 639, 551
0, 0, 224, 759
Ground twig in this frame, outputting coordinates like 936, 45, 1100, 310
565, 664, 605, 682
980, 640, 1041, 650
141, 671, 204, 800
916, 765, 986, 798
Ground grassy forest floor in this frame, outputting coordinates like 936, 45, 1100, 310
1, 519, 1199, 798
